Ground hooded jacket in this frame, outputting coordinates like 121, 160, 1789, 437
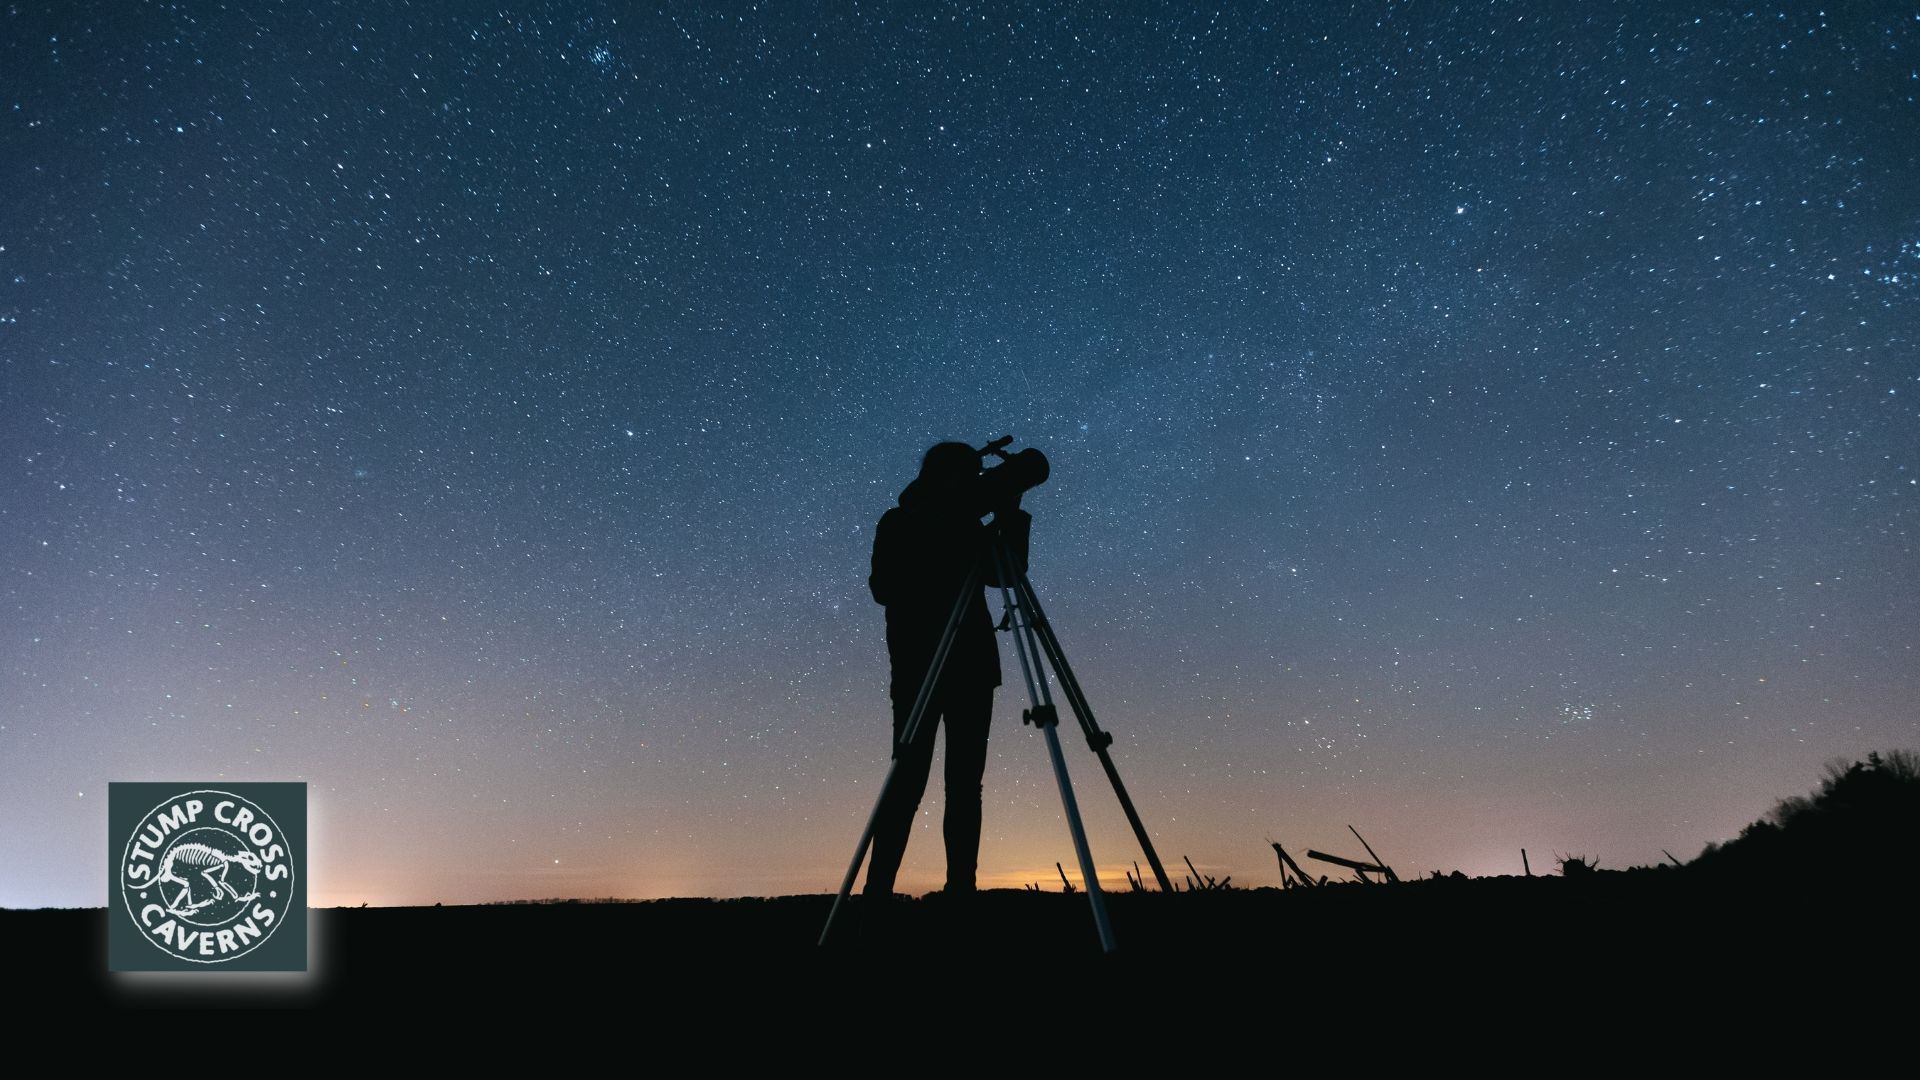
869, 477, 1031, 705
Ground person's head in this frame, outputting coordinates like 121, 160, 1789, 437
920, 441, 978, 481
916, 441, 981, 503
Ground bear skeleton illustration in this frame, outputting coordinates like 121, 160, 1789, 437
153, 842, 264, 915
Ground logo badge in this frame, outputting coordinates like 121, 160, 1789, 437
109, 783, 307, 971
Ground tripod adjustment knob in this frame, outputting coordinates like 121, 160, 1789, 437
1022, 705, 1059, 729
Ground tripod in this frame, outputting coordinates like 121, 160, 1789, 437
818, 516, 1174, 952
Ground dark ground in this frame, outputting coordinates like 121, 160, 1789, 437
14, 870, 1911, 1026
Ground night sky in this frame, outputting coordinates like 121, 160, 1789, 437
4, 2, 1915, 908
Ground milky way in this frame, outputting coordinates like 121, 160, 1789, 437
3, 2, 1914, 906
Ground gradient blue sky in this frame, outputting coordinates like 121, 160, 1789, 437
3, 1, 1914, 907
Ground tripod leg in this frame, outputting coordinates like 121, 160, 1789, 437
993, 541, 1117, 954
819, 757, 901, 944
1038, 718, 1117, 952
820, 562, 985, 947
1012, 570, 1177, 895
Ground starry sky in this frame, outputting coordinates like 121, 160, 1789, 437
3, 2, 1915, 908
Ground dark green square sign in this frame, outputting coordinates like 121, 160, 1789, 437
108, 782, 307, 972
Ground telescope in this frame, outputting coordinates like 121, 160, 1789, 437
975, 436, 1049, 515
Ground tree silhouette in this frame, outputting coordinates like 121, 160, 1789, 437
1691, 750, 1920, 887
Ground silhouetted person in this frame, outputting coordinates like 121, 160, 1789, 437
864, 441, 1030, 899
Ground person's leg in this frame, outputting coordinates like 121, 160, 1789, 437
865, 690, 938, 898
941, 684, 995, 893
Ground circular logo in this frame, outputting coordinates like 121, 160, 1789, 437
118, 789, 296, 964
